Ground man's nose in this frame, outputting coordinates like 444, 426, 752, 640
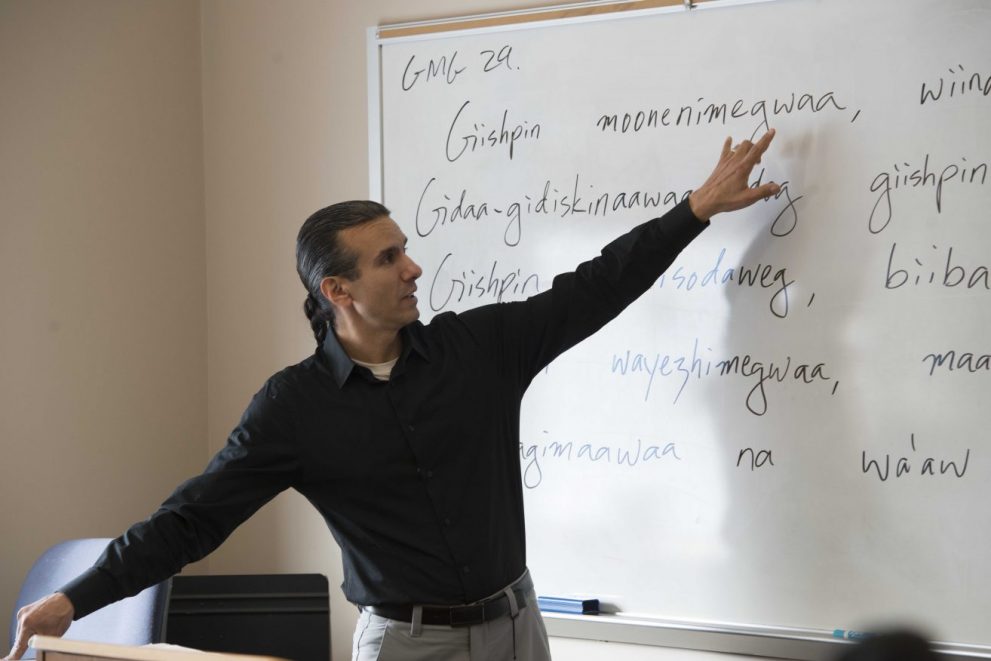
403, 255, 423, 280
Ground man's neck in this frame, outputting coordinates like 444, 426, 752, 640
334, 326, 403, 364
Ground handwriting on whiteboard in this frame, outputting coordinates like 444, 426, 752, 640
610, 341, 836, 416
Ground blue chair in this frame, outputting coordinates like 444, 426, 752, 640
9, 539, 171, 659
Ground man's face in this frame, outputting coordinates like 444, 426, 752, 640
335, 216, 423, 334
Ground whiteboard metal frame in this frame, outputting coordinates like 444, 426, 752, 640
366, 1, 991, 658
544, 613, 991, 660
376, 4, 686, 44
367, 25, 383, 202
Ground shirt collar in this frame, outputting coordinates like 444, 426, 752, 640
320, 322, 431, 388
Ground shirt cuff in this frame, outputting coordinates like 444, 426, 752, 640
682, 196, 709, 226
58, 567, 120, 620
656, 198, 710, 245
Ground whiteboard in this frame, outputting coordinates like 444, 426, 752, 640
370, 0, 991, 652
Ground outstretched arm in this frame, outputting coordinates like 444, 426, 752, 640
4, 378, 301, 661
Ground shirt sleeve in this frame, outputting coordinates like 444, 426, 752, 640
460, 198, 708, 386
58, 377, 301, 619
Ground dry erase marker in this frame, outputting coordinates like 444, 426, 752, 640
537, 596, 600, 615
833, 629, 875, 641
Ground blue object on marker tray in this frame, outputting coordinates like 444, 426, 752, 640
833, 629, 875, 641
537, 596, 600, 615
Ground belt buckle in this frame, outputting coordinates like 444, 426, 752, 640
449, 603, 485, 627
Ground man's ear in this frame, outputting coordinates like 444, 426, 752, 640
319, 276, 351, 309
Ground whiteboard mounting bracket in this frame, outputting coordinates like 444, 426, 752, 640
683, 0, 695, 8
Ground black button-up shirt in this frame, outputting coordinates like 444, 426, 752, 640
61, 200, 705, 617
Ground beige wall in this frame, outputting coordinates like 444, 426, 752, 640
0, 0, 207, 645
2, 1, 757, 659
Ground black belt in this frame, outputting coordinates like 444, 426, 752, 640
364, 573, 532, 627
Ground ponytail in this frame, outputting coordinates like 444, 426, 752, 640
304, 292, 330, 345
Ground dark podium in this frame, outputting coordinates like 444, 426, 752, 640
166, 575, 329, 661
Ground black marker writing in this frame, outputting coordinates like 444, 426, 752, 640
862, 433, 971, 482
868, 154, 988, 234
920, 64, 991, 105
401, 51, 466, 91
885, 243, 990, 291
922, 349, 991, 376
595, 89, 848, 138
445, 100, 540, 162
414, 173, 800, 248
716, 353, 832, 416
428, 252, 539, 312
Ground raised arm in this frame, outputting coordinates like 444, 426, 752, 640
464, 130, 781, 384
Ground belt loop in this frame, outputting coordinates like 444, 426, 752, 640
502, 586, 520, 618
410, 605, 424, 637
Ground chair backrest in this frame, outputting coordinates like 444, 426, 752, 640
10, 539, 171, 659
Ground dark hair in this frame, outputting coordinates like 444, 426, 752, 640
296, 200, 390, 344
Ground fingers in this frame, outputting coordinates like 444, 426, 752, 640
731, 139, 754, 160
8, 608, 32, 660
6, 594, 75, 661
754, 181, 781, 199
720, 136, 733, 162
747, 181, 781, 204
756, 127, 776, 149
727, 129, 775, 166
745, 128, 776, 165
692, 130, 779, 218
716, 180, 780, 214
6, 629, 29, 660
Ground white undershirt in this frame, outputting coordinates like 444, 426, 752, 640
352, 356, 398, 382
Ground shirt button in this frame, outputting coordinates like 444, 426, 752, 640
444, 518, 451, 526
462, 566, 471, 574
426, 470, 434, 479
408, 424, 415, 432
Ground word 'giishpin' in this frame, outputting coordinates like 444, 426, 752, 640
446, 100, 540, 162
868, 154, 988, 234
428, 252, 540, 312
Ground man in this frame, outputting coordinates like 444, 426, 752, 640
6, 131, 779, 661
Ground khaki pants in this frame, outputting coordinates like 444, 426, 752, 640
352, 588, 552, 661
